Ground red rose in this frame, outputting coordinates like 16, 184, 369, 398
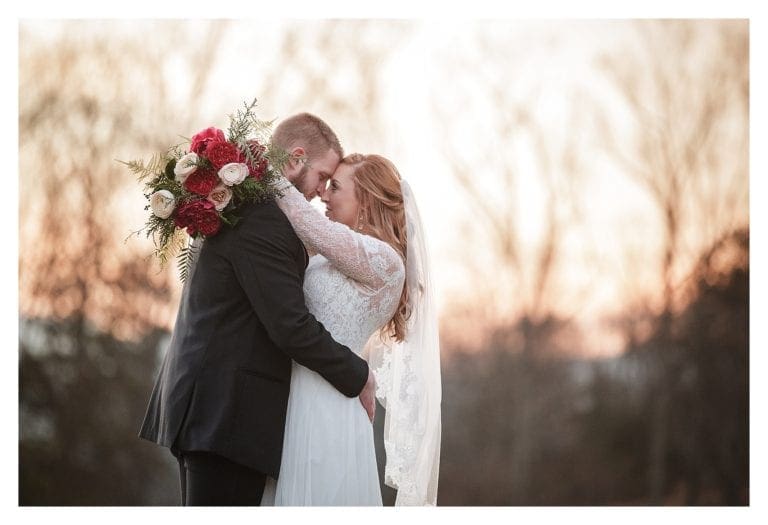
190, 127, 226, 155
246, 140, 269, 180
174, 199, 222, 236
205, 140, 243, 171
248, 158, 269, 180
183, 166, 219, 196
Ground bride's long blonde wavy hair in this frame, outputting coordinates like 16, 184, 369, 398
342, 153, 409, 342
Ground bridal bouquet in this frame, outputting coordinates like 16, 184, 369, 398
123, 99, 288, 279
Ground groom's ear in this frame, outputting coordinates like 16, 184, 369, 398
290, 147, 306, 164
284, 147, 305, 173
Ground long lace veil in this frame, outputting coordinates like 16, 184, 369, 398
366, 178, 442, 505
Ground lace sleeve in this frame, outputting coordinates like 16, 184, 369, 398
273, 176, 403, 291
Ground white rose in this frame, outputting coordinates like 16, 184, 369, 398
218, 162, 249, 186
207, 184, 233, 211
174, 152, 199, 183
150, 190, 176, 219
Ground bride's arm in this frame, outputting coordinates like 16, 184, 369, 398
272, 175, 401, 290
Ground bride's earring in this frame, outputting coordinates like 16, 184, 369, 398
357, 211, 365, 232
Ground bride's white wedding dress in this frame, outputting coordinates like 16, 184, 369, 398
260, 179, 406, 506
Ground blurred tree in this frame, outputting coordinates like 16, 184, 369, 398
597, 20, 748, 332
596, 20, 748, 503
431, 27, 590, 501
438, 316, 584, 504
433, 20, 748, 506
19, 20, 229, 505
254, 19, 414, 155
611, 227, 749, 505
19, 20, 232, 334
20, 321, 177, 504
437, 227, 747, 505
666, 227, 748, 504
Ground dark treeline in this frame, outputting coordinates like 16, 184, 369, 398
438, 228, 748, 505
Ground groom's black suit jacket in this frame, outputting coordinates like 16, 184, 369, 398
139, 199, 369, 479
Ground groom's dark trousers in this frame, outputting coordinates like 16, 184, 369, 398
138, 199, 369, 506
178, 451, 266, 506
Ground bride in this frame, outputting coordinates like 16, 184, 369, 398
260, 153, 441, 506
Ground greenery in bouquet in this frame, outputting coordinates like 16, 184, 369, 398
122, 99, 289, 280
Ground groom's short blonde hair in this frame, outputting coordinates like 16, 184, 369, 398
272, 112, 344, 161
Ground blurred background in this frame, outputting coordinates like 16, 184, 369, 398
18, 19, 748, 505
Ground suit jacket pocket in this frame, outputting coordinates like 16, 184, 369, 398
236, 366, 287, 384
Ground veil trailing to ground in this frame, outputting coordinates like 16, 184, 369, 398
365, 179, 442, 506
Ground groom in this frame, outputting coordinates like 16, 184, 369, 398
139, 113, 376, 506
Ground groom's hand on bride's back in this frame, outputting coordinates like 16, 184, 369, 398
359, 370, 376, 423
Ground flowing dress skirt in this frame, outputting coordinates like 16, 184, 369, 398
260, 361, 382, 506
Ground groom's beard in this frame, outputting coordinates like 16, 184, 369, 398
292, 163, 311, 200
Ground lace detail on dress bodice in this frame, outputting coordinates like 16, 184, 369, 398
302, 255, 392, 352
272, 179, 405, 353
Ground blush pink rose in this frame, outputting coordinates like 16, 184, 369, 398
207, 184, 233, 211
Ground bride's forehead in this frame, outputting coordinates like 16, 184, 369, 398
331, 164, 356, 181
